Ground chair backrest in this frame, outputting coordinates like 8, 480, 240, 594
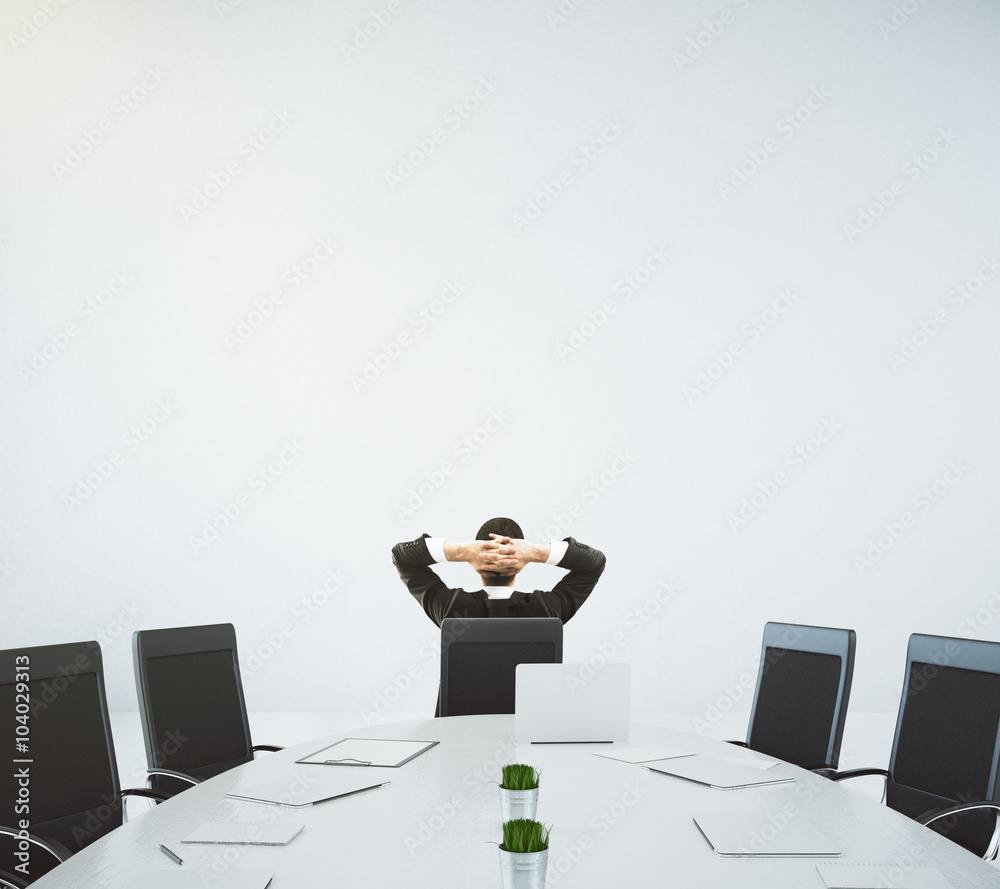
132, 624, 254, 795
886, 633, 1000, 856
439, 618, 562, 717
745, 622, 856, 770
0, 641, 123, 871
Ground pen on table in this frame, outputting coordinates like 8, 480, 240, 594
159, 844, 183, 866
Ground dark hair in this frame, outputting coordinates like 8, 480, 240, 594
476, 517, 523, 540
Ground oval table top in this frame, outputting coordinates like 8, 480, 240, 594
30, 716, 1000, 888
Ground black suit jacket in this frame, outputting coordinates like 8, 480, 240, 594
391, 534, 606, 628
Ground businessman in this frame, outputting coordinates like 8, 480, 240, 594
392, 517, 606, 627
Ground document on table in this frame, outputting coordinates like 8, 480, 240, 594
225, 771, 390, 807
592, 745, 692, 764
816, 863, 954, 889
295, 738, 439, 767
694, 812, 841, 857
124, 871, 273, 889
181, 823, 304, 845
646, 753, 793, 790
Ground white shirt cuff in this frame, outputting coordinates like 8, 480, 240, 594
546, 540, 569, 565
425, 537, 447, 564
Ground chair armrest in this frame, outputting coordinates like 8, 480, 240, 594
917, 800, 1000, 861
0, 825, 70, 866
252, 744, 283, 754
146, 768, 201, 788
826, 767, 889, 782
123, 787, 172, 802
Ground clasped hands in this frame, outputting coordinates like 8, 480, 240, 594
467, 534, 532, 577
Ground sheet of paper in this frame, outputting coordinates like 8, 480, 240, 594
124, 871, 273, 889
694, 812, 841, 857
646, 754, 794, 790
225, 771, 390, 807
816, 863, 954, 889
296, 738, 438, 767
181, 823, 304, 845
592, 745, 692, 764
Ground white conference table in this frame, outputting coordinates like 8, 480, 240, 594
31, 716, 1000, 888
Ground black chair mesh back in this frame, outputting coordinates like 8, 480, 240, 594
0, 672, 119, 863
446, 641, 558, 716
748, 647, 843, 769
144, 648, 251, 795
889, 661, 1000, 855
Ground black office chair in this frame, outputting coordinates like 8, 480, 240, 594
132, 623, 282, 797
730, 622, 856, 771
826, 633, 1000, 860
0, 642, 167, 883
439, 617, 563, 717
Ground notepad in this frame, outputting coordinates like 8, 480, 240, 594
694, 812, 841, 857
816, 863, 954, 889
124, 871, 273, 889
181, 823, 304, 845
646, 753, 793, 790
296, 738, 439, 767
592, 745, 692, 764
225, 772, 389, 807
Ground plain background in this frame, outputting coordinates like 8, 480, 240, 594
2, 0, 999, 780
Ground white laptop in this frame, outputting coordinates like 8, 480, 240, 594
514, 663, 630, 742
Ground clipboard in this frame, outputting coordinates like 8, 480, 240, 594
295, 738, 439, 768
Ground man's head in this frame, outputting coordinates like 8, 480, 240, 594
475, 517, 522, 587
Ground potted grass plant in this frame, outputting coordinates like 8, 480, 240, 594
498, 819, 551, 889
499, 763, 541, 822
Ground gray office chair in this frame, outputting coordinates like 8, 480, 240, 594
731, 622, 856, 771
132, 623, 282, 797
439, 617, 562, 716
826, 633, 1000, 860
0, 641, 168, 884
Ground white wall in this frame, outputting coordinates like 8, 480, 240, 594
2, 0, 1000, 743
